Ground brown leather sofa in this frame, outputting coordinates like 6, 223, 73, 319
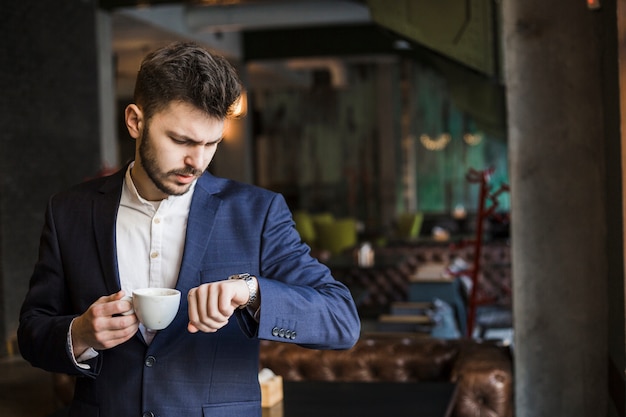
259, 333, 513, 417
52, 333, 513, 417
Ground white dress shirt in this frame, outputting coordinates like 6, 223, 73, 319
117, 162, 195, 343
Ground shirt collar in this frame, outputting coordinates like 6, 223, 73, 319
122, 161, 197, 212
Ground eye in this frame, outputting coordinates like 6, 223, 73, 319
205, 138, 223, 147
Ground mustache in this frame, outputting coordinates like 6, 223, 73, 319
169, 167, 203, 177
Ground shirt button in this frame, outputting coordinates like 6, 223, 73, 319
145, 356, 156, 367
154, 218, 161, 224
150, 251, 159, 259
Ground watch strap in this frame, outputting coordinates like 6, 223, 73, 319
228, 273, 258, 308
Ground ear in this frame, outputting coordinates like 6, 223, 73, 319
125, 104, 144, 140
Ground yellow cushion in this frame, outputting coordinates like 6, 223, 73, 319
311, 212, 334, 225
293, 211, 316, 245
395, 212, 424, 239
314, 218, 358, 255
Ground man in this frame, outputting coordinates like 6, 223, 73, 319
18, 42, 360, 417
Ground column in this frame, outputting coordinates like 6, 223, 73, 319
502, 1, 609, 416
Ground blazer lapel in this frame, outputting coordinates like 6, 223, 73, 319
175, 175, 222, 294
93, 170, 125, 295
150, 174, 222, 349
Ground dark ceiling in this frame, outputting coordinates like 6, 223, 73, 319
99, 0, 368, 11
104, 0, 505, 135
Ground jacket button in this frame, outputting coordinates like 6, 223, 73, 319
272, 327, 279, 337
145, 356, 156, 367
278, 328, 286, 338
143, 412, 155, 417
290, 331, 297, 340
284, 330, 292, 339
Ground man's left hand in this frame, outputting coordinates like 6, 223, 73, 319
187, 279, 250, 333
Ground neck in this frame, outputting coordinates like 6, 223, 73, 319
129, 164, 168, 201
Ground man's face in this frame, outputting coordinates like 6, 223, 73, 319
129, 101, 224, 201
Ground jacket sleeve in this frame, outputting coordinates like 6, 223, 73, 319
17, 197, 102, 377
250, 193, 361, 350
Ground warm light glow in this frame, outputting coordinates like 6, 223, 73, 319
222, 111, 246, 142
452, 204, 467, 219
587, 0, 601, 10
231, 92, 247, 118
463, 132, 483, 146
420, 133, 450, 151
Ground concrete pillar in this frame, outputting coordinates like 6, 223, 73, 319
96, 10, 119, 170
502, 1, 608, 416
0, 0, 103, 355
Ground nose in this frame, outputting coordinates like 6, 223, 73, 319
184, 146, 205, 170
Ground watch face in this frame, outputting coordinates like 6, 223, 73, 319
229, 273, 251, 280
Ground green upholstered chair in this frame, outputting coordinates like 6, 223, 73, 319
314, 217, 358, 255
292, 211, 316, 246
310, 212, 335, 226
309, 212, 334, 249
395, 212, 424, 240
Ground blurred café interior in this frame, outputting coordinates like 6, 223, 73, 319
1, 0, 625, 416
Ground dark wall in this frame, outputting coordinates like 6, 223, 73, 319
0, 0, 102, 355
601, 0, 626, 414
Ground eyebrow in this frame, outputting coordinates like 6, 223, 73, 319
169, 131, 223, 145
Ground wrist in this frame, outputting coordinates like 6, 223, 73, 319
228, 273, 258, 308
69, 317, 95, 361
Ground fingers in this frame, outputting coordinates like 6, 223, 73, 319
187, 282, 238, 333
95, 311, 139, 348
187, 286, 228, 333
72, 292, 139, 353
93, 291, 133, 318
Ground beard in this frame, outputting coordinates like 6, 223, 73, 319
138, 126, 203, 197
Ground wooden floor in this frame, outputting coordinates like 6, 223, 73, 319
0, 355, 66, 417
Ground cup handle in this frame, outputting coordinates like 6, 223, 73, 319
120, 295, 134, 316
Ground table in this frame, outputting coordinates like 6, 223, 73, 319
376, 311, 435, 333
263, 381, 458, 417
323, 252, 409, 270
408, 263, 467, 336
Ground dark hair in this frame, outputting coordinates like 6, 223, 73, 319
133, 42, 243, 121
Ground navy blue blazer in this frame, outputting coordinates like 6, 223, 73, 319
18, 168, 360, 417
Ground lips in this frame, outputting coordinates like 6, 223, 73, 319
175, 173, 196, 184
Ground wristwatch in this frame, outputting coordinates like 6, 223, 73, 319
228, 273, 258, 308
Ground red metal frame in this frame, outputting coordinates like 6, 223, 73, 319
462, 167, 510, 337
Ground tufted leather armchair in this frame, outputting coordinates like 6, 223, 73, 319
331, 241, 512, 318
259, 333, 513, 417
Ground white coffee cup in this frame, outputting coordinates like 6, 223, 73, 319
130, 288, 181, 331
